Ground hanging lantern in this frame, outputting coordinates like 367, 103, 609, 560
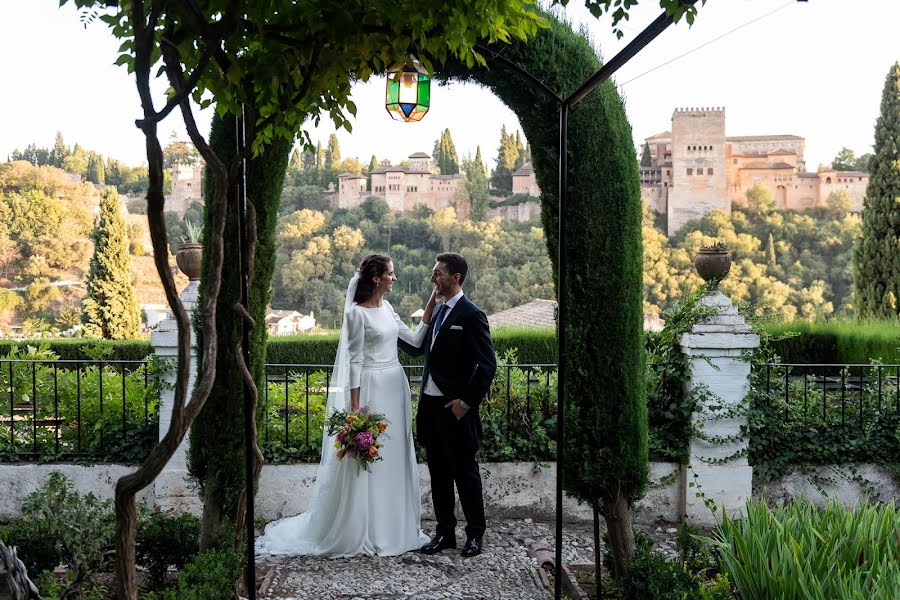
385, 56, 431, 122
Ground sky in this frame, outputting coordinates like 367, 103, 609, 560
1, 1, 897, 172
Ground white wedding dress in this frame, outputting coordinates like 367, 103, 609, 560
256, 286, 430, 557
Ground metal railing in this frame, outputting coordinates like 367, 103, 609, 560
761, 363, 900, 428
0, 359, 160, 461
261, 363, 559, 462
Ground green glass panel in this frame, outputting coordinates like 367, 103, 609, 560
387, 78, 399, 104
417, 78, 430, 106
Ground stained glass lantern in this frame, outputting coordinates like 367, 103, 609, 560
385, 57, 431, 122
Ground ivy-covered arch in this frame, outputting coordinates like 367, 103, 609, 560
438, 15, 647, 571
189, 8, 645, 579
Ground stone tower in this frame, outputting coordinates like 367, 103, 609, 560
667, 107, 728, 234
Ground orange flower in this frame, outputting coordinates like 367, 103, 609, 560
377, 422, 388, 432
368, 446, 378, 458
337, 449, 346, 460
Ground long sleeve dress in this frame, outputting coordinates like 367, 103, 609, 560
256, 300, 430, 557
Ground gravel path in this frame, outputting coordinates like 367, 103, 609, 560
256, 518, 681, 599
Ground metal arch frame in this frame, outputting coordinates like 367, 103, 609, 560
235, 4, 696, 600
478, 5, 697, 598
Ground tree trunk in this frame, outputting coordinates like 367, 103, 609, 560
602, 488, 635, 580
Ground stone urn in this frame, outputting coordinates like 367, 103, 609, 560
694, 242, 732, 283
175, 243, 202, 281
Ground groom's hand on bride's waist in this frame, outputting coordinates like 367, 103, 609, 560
444, 399, 470, 420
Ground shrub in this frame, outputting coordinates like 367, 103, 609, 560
763, 320, 900, 363
0, 339, 152, 361
18, 472, 114, 591
265, 327, 557, 366
709, 500, 900, 600
137, 510, 201, 587
161, 527, 243, 600
0, 518, 63, 576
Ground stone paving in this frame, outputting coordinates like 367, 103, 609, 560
256, 518, 680, 600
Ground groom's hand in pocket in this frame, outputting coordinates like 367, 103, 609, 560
445, 399, 469, 420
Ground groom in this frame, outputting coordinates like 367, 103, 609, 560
400, 252, 496, 558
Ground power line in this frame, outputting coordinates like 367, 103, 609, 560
616, 1, 796, 89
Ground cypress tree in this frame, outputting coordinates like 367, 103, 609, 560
640, 142, 652, 167
490, 125, 514, 190
766, 233, 776, 268
474, 145, 487, 177
514, 130, 525, 169
189, 114, 291, 547
315, 141, 325, 186
83, 189, 141, 339
290, 147, 302, 170
368, 155, 378, 173
438, 14, 647, 578
853, 62, 900, 318
443, 129, 460, 174
324, 134, 341, 185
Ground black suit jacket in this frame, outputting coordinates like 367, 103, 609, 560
400, 295, 497, 449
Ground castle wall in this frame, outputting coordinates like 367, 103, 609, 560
667, 108, 728, 233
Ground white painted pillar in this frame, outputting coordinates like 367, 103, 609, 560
151, 281, 202, 513
679, 290, 759, 526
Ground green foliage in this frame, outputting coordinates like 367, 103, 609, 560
645, 286, 717, 462
0, 338, 152, 361
831, 147, 873, 172
853, 61, 900, 319
640, 142, 652, 167
490, 125, 517, 191
746, 332, 900, 483
763, 319, 900, 363
602, 529, 731, 600
433, 129, 460, 175
265, 328, 557, 366
649, 201, 862, 321
0, 519, 63, 576
19, 472, 114, 590
190, 115, 291, 544
708, 500, 900, 600
0, 344, 165, 462
83, 188, 141, 339
461, 154, 489, 221
447, 13, 651, 510
136, 511, 200, 587
159, 526, 243, 600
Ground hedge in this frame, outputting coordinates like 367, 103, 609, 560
763, 320, 900, 364
6, 320, 893, 366
0, 338, 153, 362
266, 326, 558, 366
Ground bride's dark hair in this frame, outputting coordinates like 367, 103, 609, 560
353, 254, 392, 303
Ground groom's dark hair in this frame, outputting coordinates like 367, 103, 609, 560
436, 252, 468, 285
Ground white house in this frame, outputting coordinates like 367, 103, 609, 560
265, 310, 316, 336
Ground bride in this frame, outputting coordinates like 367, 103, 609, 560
256, 254, 436, 557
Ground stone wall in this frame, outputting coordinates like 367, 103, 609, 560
1, 461, 896, 523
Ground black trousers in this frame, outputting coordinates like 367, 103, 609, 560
418, 392, 486, 540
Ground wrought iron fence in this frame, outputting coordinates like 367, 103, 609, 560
0, 359, 161, 462
261, 363, 559, 463
761, 363, 900, 427
752, 363, 900, 470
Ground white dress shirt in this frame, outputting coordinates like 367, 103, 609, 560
423, 290, 465, 397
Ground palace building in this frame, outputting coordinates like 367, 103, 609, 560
641, 107, 868, 235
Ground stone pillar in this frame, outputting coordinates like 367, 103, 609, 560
151, 281, 203, 514
679, 289, 759, 526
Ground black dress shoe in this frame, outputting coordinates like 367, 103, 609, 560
461, 537, 483, 558
420, 534, 457, 554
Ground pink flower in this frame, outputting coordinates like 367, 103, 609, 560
355, 431, 374, 451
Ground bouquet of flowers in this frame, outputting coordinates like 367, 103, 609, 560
326, 407, 389, 472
